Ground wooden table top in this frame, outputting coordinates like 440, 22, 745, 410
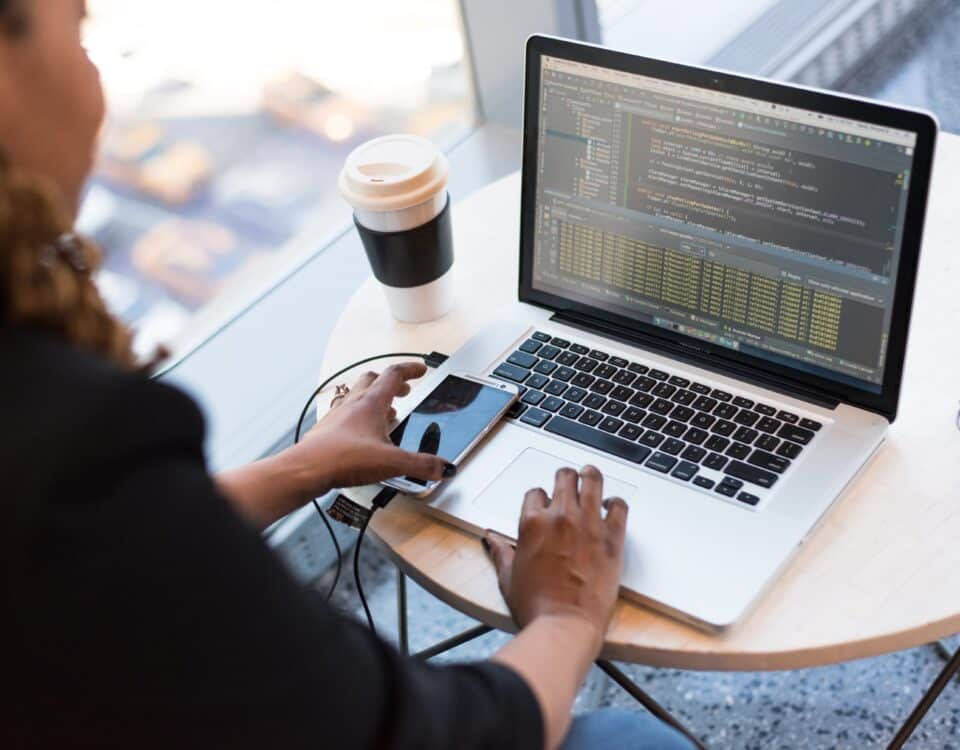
322, 132, 960, 671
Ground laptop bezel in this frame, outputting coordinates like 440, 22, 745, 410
517, 34, 937, 422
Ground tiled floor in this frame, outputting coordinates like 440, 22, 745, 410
309, 4, 960, 747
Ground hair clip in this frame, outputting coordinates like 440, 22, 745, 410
40, 234, 89, 274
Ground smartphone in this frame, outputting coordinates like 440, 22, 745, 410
381, 372, 519, 497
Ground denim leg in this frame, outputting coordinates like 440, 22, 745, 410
560, 708, 697, 750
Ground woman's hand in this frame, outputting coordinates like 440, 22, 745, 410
217, 361, 453, 529
484, 465, 628, 645
290, 361, 454, 493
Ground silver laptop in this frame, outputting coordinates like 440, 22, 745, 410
419, 35, 937, 631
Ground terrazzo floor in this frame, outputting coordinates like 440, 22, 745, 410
310, 3, 960, 746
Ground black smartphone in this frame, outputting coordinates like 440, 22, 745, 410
381, 372, 519, 497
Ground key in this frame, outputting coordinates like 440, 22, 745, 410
672, 390, 696, 405
663, 421, 687, 438
610, 385, 635, 402
545, 417, 652, 463
519, 339, 542, 354
733, 396, 754, 408
645, 452, 677, 473
639, 431, 665, 448
777, 441, 802, 459
705, 435, 729, 452
704, 453, 728, 470
670, 405, 695, 422
589, 350, 609, 361
693, 476, 715, 490
800, 418, 822, 431
507, 350, 539, 369
711, 389, 732, 402
544, 380, 568, 396
691, 412, 716, 429
748, 450, 791, 474
613, 370, 636, 386
634, 377, 656, 392
541, 396, 565, 413
579, 410, 602, 426
715, 481, 738, 497
609, 356, 629, 368
527, 373, 550, 390
725, 442, 751, 460
653, 383, 676, 398
520, 408, 550, 427
649, 369, 669, 381
599, 416, 625, 433
508, 402, 526, 419
560, 403, 584, 420
732, 426, 759, 444
554, 367, 576, 382
630, 393, 654, 408
712, 420, 736, 436
533, 360, 557, 375
583, 394, 606, 410
669, 376, 690, 388
550, 337, 570, 348
778, 424, 815, 445
756, 416, 781, 434
574, 358, 598, 373
532, 331, 551, 342
556, 352, 579, 367
690, 382, 711, 395
756, 435, 780, 452
569, 343, 589, 355
693, 396, 718, 412
619, 423, 642, 440
564, 386, 587, 403
650, 398, 674, 415
642, 413, 666, 430
714, 403, 738, 419
623, 407, 645, 424
539, 345, 561, 360
661, 438, 685, 455
628, 362, 649, 374
733, 409, 759, 427
595, 364, 617, 380
493, 363, 529, 383
602, 400, 626, 416
738, 492, 760, 506
777, 410, 799, 424
521, 390, 545, 405
754, 403, 776, 416
572, 373, 595, 388
684, 427, 709, 445
681, 445, 707, 463
671, 461, 699, 481
724, 461, 778, 488
590, 380, 614, 395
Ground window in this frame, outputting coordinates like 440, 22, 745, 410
80, 0, 474, 359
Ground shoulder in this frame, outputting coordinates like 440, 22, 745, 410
0, 326, 206, 501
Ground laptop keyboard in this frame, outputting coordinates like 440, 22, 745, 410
491, 331, 823, 508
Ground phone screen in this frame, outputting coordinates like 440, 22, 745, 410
389, 375, 515, 484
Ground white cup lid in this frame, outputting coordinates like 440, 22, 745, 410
338, 134, 449, 212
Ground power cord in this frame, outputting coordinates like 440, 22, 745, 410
293, 351, 448, 608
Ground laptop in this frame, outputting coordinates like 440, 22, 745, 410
420, 35, 937, 631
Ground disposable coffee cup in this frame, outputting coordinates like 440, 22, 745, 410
338, 134, 454, 323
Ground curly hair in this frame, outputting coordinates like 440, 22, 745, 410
0, 152, 138, 367
0, 0, 143, 369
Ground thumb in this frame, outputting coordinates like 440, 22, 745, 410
382, 445, 454, 483
482, 532, 515, 594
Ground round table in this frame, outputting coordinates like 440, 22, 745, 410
322, 134, 960, 672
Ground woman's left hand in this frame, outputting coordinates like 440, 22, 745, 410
290, 361, 454, 494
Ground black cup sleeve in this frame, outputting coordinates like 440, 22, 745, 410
354, 196, 454, 289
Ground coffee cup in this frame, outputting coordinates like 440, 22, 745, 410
338, 134, 454, 323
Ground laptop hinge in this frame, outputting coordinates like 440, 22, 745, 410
552, 310, 841, 411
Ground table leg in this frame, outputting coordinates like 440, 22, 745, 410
887, 646, 960, 750
596, 660, 708, 750
397, 568, 409, 656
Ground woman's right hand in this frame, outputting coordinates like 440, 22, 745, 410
483, 465, 629, 648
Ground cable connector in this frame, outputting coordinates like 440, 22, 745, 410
423, 351, 449, 369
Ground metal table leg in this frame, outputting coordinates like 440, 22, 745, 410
887, 646, 960, 750
397, 568, 409, 656
596, 660, 708, 750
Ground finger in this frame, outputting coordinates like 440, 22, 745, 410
482, 532, 515, 593
350, 370, 379, 395
602, 497, 629, 540
578, 464, 604, 518
550, 466, 580, 514
520, 486, 549, 518
381, 445, 454, 483
367, 362, 428, 406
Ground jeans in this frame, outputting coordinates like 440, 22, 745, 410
560, 709, 697, 750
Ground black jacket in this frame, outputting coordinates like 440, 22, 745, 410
1, 326, 542, 749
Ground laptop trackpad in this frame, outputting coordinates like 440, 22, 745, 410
472, 448, 639, 535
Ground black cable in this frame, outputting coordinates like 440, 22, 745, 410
354, 510, 377, 637
293, 351, 448, 605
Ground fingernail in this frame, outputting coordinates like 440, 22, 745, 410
481, 536, 491, 553
442, 463, 457, 478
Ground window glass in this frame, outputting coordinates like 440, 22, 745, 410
81, 0, 473, 357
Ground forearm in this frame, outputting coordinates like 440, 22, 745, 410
216, 452, 322, 530
492, 614, 602, 750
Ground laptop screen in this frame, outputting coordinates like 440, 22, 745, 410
530, 55, 920, 395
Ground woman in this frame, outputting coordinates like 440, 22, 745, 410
1, 2, 695, 748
